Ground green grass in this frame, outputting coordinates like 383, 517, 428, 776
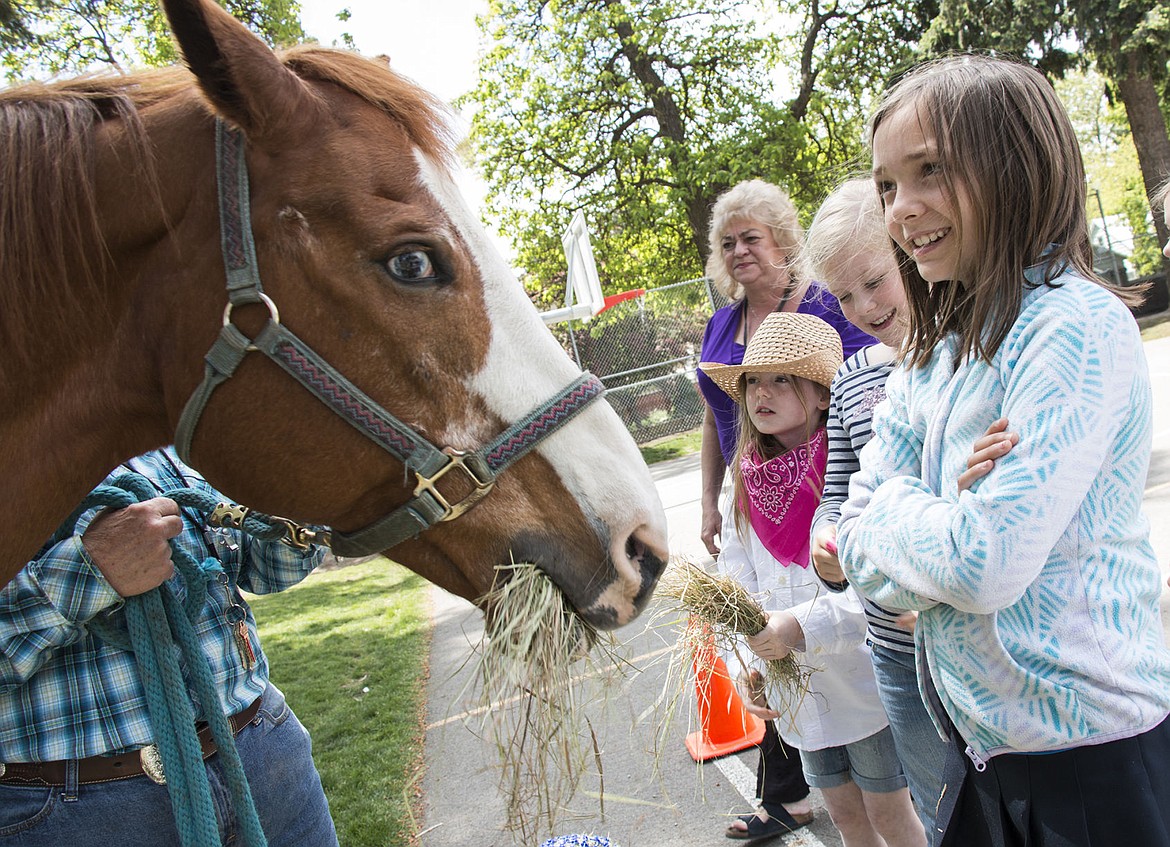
247, 557, 430, 847
1142, 315, 1170, 341
638, 427, 702, 464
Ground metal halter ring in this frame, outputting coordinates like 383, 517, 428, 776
222, 291, 280, 350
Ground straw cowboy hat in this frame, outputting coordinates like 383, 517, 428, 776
699, 312, 843, 405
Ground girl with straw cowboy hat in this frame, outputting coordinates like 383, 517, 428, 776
698, 179, 876, 841
700, 312, 924, 847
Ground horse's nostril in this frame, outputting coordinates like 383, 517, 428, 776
624, 527, 667, 582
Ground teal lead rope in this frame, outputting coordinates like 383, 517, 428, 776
48, 473, 285, 847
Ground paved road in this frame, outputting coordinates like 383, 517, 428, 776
419, 334, 1170, 847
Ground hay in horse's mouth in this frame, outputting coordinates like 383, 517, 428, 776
472, 561, 620, 842
480, 561, 598, 662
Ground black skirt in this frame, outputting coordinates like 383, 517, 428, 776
936, 713, 1170, 846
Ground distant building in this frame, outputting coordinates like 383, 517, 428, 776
1089, 215, 1136, 284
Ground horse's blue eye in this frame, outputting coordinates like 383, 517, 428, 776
387, 249, 437, 283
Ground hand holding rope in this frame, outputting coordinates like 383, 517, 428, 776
46, 472, 306, 847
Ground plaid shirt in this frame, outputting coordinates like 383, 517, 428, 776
0, 448, 324, 762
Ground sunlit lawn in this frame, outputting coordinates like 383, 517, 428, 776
638, 427, 701, 464
246, 557, 430, 847
1142, 313, 1170, 341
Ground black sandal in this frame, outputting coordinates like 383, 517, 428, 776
725, 807, 813, 841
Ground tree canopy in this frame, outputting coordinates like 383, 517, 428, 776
4, 0, 1164, 294
0, 0, 304, 80
924, 0, 1170, 255
460, 0, 928, 302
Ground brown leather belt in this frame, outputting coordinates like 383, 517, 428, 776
0, 696, 262, 787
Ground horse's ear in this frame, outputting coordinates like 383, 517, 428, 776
161, 0, 315, 142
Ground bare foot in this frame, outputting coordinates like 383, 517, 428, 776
783, 799, 812, 818
726, 805, 814, 838
727, 807, 769, 834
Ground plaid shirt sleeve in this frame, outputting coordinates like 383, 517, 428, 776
131, 447, 324, 595
233, 526, 325, 596
0, 534, 123, 693
0, 447, 325, 761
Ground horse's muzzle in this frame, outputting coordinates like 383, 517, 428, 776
507, 524, 666, 631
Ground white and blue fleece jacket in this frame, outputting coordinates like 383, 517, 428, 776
837, 267, 1170, 762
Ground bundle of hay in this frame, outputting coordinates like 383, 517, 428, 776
473, 561, 623, 843
654, 559, 812, 726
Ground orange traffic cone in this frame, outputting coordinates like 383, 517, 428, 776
684, 627, 765, 762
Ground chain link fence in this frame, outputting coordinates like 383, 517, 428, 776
550, 277, 729, 444
551, 218, 1168, 447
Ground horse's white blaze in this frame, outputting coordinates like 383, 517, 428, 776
416, 154, 668, 561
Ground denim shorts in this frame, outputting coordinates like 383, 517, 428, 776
797, 726, 908, 793
869, 642, 947, 832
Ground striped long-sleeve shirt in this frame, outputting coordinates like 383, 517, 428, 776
810, 346, 913, 654
0, 448, 324, 762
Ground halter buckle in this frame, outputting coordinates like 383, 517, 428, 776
414, 448, 495, 522
269, 518, 332, 551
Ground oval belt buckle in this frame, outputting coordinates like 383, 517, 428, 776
140, 743, 167, 785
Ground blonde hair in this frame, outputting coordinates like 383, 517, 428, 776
1156, 176, 1170, 213
801, 177, 890, 286
728, 374, 829, 539
705, 179, 803, 301
868, 55, 1131, 368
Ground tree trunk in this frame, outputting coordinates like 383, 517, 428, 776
685, 192, 716, 265
1115, 59, 1170, 262
607, 1, 712, 265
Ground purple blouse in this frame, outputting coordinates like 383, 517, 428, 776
698, 282, 876, 464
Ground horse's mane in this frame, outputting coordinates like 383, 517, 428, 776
0, 46, 456, 370
281, 45, 456, 167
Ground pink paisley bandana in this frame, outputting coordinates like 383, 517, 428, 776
739, 428, 827, 567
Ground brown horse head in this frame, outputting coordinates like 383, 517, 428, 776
0, 0, 668, 629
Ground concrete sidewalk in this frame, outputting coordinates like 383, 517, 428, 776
418, 336, 1170, 847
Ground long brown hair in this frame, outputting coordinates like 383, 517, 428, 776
869, 55, 1139, 368
729, 373, 829, 540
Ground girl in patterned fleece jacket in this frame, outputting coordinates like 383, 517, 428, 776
839, 55, 1170, 846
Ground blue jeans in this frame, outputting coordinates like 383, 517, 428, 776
0, 683, 338, 847
869, 643, 948, 837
